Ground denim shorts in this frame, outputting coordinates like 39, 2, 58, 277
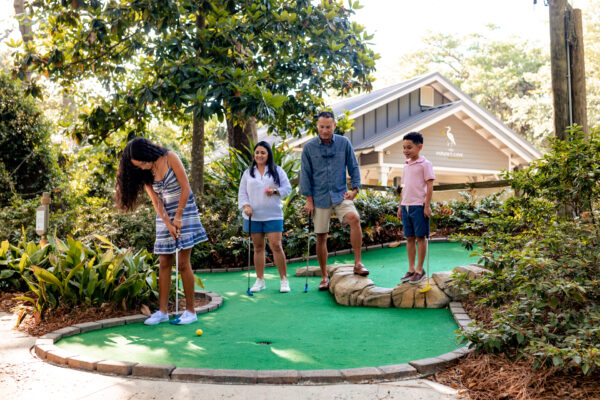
401, 205, 430, 238
243, 218, 284, 233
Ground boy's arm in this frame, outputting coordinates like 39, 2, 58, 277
424, 179, 434, 217
396, 191, 403, 219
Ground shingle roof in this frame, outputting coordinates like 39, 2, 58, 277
352, 101, 461, 151
331, 77, 421, 116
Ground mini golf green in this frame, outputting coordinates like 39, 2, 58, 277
55, 242, 476, 370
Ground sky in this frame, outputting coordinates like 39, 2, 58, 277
351, 0, 552, 86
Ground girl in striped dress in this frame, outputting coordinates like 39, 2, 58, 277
116, 138, 207, 325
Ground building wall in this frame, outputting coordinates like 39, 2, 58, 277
347, 87, 448, 148
383, 115, 509, 171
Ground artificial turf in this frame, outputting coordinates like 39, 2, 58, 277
56, 242, 477, 370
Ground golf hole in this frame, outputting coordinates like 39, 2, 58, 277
256, 341, 272, 345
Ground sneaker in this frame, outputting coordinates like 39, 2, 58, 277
175, 310, 198, 325
250, 279, 266, 292
280, 278, 290, 293
409, 271, 426, 284
400, 271, 415, 283
144, 310, 169, 325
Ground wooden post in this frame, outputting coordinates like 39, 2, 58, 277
548, 0, 570, 140
570, 8, 588, 134
36, 192, 51, 245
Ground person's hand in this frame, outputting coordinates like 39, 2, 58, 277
173, 217, 183, 230
167, 223, 180, 239
304, 199, 314, 217
424, 204, 432, 218
344, 189, 358, 201
243, 205, 253, 217
265, 187, 279, 197
397, 205, 402, 219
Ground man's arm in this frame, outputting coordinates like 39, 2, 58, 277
345, 138, 361, 200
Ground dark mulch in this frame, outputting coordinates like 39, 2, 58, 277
428, 297, 600, 400
0, 290, 208, 337
431, 352, 600, 400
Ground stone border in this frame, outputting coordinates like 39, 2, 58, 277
34, 287, 474, 384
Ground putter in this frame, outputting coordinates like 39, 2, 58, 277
304, 214, 311, 293
170, 237, 181, 324
419, 236, 432, 294
246, 217, 254, 297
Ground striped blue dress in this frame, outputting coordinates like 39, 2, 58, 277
152, 161, 208, 254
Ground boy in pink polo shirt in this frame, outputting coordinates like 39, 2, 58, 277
396, 132, 435, 284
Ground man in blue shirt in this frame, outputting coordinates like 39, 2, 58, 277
300, 111, 369, 291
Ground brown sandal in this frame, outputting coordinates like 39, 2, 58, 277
318, 280, 330, 291
353, 264, 370, 276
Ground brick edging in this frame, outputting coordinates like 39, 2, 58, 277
34, 269, 474, 384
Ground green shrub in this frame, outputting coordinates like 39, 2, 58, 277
0, 233, 203, 325
453, 126, 600, 375
0, 72, 61, 205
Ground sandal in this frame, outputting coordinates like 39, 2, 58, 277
318, 279, 330, 291
353, 263, 370, 276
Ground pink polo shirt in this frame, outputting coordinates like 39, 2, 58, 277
401, 156, 435, 206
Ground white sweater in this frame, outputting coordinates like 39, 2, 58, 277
238, 165, 292, 221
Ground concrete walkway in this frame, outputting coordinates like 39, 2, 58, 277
0, 312, 462, 400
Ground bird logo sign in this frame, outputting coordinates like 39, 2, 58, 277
436, 126, 463, 159
441, 126, 457, 151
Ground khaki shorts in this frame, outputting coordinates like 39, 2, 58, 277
313, 200, 359, 234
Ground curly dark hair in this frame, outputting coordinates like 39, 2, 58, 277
248, 141, 280, 187
115, 137, 168, 212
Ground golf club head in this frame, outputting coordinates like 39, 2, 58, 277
246, 289, 254, 296
419, 284, 432, 294
169, 316, 181, 325
304, 283, 308, 293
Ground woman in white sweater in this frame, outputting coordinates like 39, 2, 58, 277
238, 141, 292, 293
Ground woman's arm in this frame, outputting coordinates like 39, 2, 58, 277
238, 169, 252, 217
275, 166, 292, 198
168, 151, 191, 227
144, 184, 178, 238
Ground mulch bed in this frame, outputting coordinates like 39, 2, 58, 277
428, 297, 600, 400
0, 290, 208, 337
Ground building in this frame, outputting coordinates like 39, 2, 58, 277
287, 72, 541, 186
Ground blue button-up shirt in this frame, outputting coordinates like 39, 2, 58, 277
300, 134, 361, 208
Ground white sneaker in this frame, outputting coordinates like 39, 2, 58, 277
280, 278, 290, 293
175, 310, 198, 325
144, 310, 169, 325
250, 279, 266, 292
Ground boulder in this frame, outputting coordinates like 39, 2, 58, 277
391, 282, 416, 308
332, 273, 374, 306
295, 265, 322, 277
453, 264, 491, 279
326, 264, 376, 305
432, 271, 463, 300
357, 286, 393, 308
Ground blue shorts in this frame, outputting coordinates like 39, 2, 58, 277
243, 219, 284, 233
401, 205, 430, 238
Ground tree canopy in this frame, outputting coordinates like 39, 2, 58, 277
14, 0, 377, 143
395, 27, 552, 146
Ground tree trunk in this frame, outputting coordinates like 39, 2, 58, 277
570, 8, 588, 134
548, 0, 570, 140
13, 0, 32, 43
226, 116, 257, 157
190, 115, 204, 195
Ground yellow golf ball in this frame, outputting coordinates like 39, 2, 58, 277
195, 329, 203, 336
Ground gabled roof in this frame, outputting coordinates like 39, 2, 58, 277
353, 101, 461, 151
282, 72, 542, 165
